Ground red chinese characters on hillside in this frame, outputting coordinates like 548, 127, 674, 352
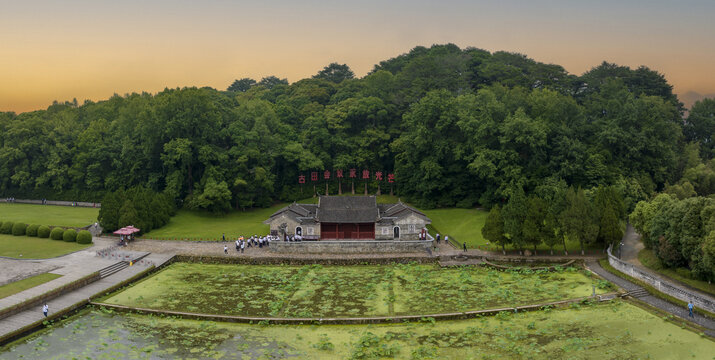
299, 170, 395, 184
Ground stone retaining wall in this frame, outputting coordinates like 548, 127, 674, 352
174, 255, 435, 265
91, 294, 617, 325
268, 239, 433, 254
8, 199, 100, 208
607, 245, 715, 313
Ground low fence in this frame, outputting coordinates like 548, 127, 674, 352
174, 255, 435, 265
4, 199, 100, 208
268, 239, 433, 254
607, 244, 715, 313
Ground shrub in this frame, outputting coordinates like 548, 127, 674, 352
50, 227, 65, 240
76, 230, 92, 244
0, 221, 13, 234
37, 225, 51, 238
26, 224, 40, 237
63, 229, 77, 242
12, 222, 27, 236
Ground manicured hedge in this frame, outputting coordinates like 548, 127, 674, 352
0, 221, 13, 234
11, 222, 27, 236
62, 229, 77, 242
50, 227, 65, 240
37, 225, 51, 238
76, 230, 93, 244
26, 224, 40, 237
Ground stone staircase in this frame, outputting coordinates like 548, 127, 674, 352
625, 288, 649, 299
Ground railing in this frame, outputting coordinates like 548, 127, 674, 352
606, 244, 715, 313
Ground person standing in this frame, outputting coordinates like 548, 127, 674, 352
224, 245, 228, 255
222, 233, 226, 242
42, 303, 48, 317
235, 239, 240, 252
688, 301, 694, 318
241, 240, 245, 253
436, 233, 440, 244
463, 242, 467, 252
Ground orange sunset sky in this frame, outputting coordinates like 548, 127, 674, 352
1, 0, 714, 113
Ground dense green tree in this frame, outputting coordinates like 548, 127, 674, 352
227, 78, 256, 92
684, 98, 715, 159
523, 195, 547, 254
257, 76, 289, 89
560, 187, 598, 255
502, 186, 527, 254
481, 205, 508, 254
313, 63, 354, 83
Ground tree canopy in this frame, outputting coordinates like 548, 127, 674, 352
0, 44, 708, 214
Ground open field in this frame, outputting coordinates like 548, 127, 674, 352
638, 248, 715, 296
3, 301, 713, 359
0, 273, 62, 299
0, 234, 91, 259
0, 203, 98, 228
143, 206, 280, 240
102, 263, 610, 318
423, 207, 487, 248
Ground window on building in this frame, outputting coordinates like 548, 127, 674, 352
408, 224, 416, 232
307, 227, 314, 235
382, 227, 389, 235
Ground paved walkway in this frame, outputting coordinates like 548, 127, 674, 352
619, 225, 714, 303
0, 253, 173, 344
620, 224, 644, 266
586, 259, 715, 337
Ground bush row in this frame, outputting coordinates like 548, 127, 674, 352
0, 220, 92, 244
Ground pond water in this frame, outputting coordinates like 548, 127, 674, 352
102, 262, 609, 317
2, 301, 713, 359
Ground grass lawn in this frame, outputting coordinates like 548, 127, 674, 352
0, 234, 92, 259
0, 203, 98, 227
144, 205, 282, 240
103, 262, 609, 318
0, 273, 62, 299
638, 248, 715, 296
423, 208, 487, 248
6, 301, 715, 359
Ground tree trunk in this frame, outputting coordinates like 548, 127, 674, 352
390, 185, 393, 196
377, 183, 381, 196
502, 244, 506, 255
325, 182, 329, 196
562, 238, 568, 256
533, 244, 537, 256
364, 182, 367, 195
550, 246, 554, 256
351, 180, 354, 195
338, 179, 342, 195
313, 184, 316, 197
580, 240, 585, 256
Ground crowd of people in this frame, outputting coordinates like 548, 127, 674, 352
223, 234, 279, 254
5, 197, 16, 203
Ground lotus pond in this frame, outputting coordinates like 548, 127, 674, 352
101, 263, 611, 318
2, 300, 713, 359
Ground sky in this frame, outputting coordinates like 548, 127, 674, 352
1, 0, 714, 113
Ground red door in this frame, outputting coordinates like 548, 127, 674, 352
358, 223, 374, 239
321, 223, 338, 239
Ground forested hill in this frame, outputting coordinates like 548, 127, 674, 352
1, 44, 713, 211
